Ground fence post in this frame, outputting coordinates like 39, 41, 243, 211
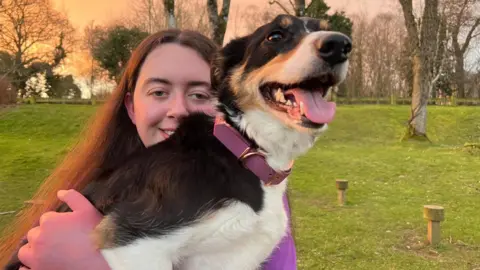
423, 205, 444, 245
336, 179, 348, 206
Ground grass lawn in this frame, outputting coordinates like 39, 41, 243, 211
1, 104, 479, 269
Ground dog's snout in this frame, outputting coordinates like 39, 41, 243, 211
316, 33, 352, 66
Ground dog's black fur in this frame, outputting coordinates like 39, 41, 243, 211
5, 14, 351, 269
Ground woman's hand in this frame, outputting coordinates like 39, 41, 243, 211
17, 189, 111, 270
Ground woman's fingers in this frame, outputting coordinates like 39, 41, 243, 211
38, 211, 57, 227
17, 243, 33, 269
26, 226, 40, 245
57, 189, 97, 213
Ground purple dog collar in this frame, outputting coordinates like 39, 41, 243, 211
213, 115, 293, 185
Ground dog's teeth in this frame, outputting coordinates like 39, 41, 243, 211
274, 88, 286, 103
300, 101, 305, 116
293, 101, 298, 107
286, 100, 292, 106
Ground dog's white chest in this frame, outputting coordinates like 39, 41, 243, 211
100, 183, 290, 270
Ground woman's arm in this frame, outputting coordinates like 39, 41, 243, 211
13, 190, 111, 270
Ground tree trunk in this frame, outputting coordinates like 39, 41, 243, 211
454, 53, 465, 98
164, 0, 176, 28
295, 0, 305, 16
207, 0, 231, 45
399, 0, 439, 141
408, 54, 428, 137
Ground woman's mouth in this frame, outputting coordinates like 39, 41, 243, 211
159, 129, 175, 139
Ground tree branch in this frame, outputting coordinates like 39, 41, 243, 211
461, 18, 480, 53
398, 0, 420, 50
268, 0, 291, 15
288, 0, 295, 12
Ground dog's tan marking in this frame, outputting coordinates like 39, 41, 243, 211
264, 43, 303, 68
319, 19, 330, 30
280, 16, 293, 28
229, 63, 264, 111
92, 215, 117, 249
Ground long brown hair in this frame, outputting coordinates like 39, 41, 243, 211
0, 29, 219, 264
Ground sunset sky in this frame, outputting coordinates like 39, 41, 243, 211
49, 0, 479, 98
52, 0, 396, 43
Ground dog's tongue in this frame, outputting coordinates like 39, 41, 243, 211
290, 89, 336, 124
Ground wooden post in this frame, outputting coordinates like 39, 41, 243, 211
335, 179, 348, 206
423, 205, 444, 245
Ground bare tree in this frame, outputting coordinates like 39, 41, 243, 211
128, 0, 163, 33
345, 12, 368, 100
80, 21, 105, 99
445, 0, 480, 98
268, 0, 308, 16
341, 9, 410, 103
126, 0, 210, 37
0, 0, 76, 69
399, 0, 443, 140
207, 0, 231, 45
175, 0, 210, 36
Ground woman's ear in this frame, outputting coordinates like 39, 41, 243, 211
124, 92, 136, 125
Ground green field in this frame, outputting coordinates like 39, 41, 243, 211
1, 104, 479, 269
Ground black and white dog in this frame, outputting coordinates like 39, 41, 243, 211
6, 14, 351, 270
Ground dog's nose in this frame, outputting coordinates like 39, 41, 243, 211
317, 33, 352, 66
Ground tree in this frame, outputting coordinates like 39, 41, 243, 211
399, 0, 444, 140
91, 25, 149, 82
0, 51, 15, 80
164, 0, 176, 28
22, 71, 51, 99
0, 0, 76, 90
129, 0, 160, 33
126, 0, 210, 37
207, 0, 231, 45
82, 21, 106, 99
445, 0, 480, 98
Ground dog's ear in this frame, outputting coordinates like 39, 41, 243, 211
211, 36, 250, 93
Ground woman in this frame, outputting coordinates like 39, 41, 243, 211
0, 29, 296, 270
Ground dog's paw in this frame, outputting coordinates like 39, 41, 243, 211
91, 215, 118, 249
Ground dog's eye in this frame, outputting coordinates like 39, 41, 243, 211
267, 32, 284, 42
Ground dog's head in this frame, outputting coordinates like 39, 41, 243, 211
212, 14, 352, 168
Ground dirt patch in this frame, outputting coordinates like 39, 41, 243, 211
394, 229, 442, 260
394, 229, 480, 263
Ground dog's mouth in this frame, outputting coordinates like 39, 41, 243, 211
259, 75, 337, 128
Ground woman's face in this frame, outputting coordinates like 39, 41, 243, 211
125, 43, 218, 147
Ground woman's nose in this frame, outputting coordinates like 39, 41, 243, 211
166, 94, 189, 119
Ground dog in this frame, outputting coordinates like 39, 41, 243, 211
5, 14, 351, 270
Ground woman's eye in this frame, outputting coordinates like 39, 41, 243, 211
190, 93, 210, 100
152, 90, 167, 97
